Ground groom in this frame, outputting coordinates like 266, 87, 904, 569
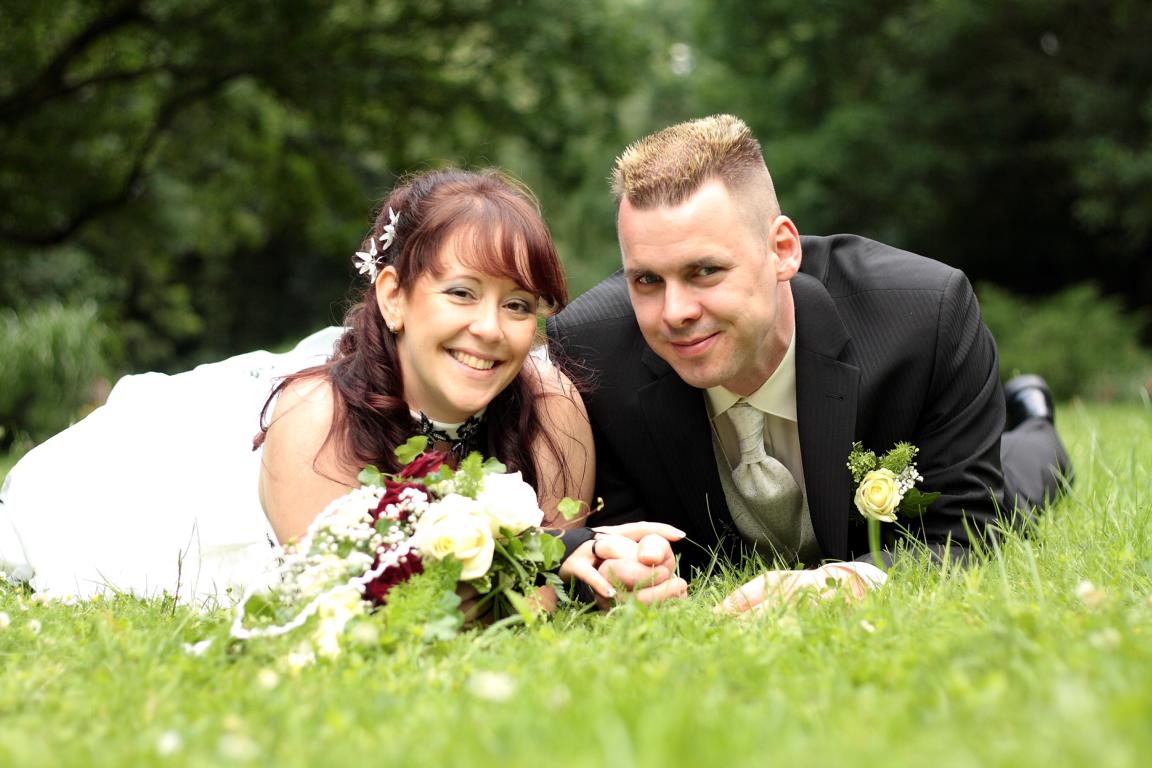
552, 114, 1070, 609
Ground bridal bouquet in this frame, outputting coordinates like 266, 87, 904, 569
231, 437, 566, 657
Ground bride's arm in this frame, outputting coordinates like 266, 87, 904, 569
258, 376, 359, 544
525, 353, 595, 530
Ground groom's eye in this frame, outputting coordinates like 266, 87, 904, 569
634, 273, 661, 286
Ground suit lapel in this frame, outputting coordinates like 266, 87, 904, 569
637, 346, 730, 540
792, 273, 860, 561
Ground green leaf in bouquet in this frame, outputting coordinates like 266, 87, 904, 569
452, 452, 486, 498
467, 570, 495, 595
378, 558, 463, 645
357, 464, 385, 486
898, 488, 940, 516
421, 463, 456, 491
500, 531, 528, 558
394, 436, 429, 465
557, 497, 584, 522
237, 591, 279, 625
538, 531, 565, 570
481, 456, 507, 474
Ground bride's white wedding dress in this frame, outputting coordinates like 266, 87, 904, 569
0, 327, 344, 602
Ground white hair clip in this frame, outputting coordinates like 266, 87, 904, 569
354, 207, 400, 282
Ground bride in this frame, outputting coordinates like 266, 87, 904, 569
0, 168, 597, 602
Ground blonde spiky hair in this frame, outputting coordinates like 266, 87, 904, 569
611, 114, 779, 217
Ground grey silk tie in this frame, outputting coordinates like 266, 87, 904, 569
727, 401, 804, 529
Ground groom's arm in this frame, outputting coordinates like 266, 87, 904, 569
854, 268, 1008, 564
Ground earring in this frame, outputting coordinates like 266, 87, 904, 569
386, 321, 397, 333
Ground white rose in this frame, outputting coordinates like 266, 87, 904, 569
854, 468, 902, 522
412, 495, 495, 580
476, 472, 545, 536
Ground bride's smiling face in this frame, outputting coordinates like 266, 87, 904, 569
378, 235, 539, 423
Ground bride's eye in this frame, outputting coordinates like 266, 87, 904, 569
445, 286, 476, 300
504, 297, 535, 315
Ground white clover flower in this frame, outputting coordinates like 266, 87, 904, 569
27, 618, 42, 635
0, 612, 9, 629
286, 643, 316, 671
859, 619, 877, 633
1075, 579, 1107, 609
1088, 628, 1121, 650
547, 685, 572, 710
182, 639, 213, 657
217, 733, 259, 762
256, 668, 280, 690
156, 730, 183, 757
468, 671, 517, 702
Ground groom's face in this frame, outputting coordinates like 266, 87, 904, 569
618, 179, 800, 396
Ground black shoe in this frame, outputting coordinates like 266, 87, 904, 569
1004, 374, 1055, 430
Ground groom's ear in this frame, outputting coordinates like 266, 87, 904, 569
375, 266, 404, 331
769, 215, 802, 281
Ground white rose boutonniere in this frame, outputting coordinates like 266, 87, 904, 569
854, 468, 902, 523
847, 441, 940, 565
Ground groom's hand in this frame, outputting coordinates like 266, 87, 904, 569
559, 522, 688, 607
714, 563, 888, 616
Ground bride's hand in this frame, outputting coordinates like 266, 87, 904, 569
456, 584, 559, 626
559, 522, 689, 608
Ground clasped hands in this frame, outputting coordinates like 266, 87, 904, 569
559, 523, 885, 614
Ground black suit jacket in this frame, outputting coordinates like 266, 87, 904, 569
548, 234, 1007, 576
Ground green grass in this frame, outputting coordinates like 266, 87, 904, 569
2, 402, 1150, 767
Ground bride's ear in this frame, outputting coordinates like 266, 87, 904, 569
375, 266, 405, 333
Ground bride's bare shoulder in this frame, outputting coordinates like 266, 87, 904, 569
267, 375, 338, 432
260, 375, 356, 542
522, 347, 580, 398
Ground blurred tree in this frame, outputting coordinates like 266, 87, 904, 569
0, 0, 650, 370
688, 0, 1152, 312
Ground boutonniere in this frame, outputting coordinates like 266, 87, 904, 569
847, 441, 940, 564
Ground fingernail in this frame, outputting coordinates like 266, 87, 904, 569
674, 529, 687, 538
605, 587, 617, 599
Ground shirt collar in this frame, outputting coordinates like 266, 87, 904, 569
704, 332, 798, 422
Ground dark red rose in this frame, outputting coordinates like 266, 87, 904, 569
399, 451, 448, 479
363, 552, 424, 605
372, 480, 428, 522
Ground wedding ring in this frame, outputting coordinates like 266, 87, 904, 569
591, 535, 605, 560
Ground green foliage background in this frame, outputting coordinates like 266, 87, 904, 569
2, 0, 1150, 442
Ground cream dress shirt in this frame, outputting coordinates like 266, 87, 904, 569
704, 333, 886, 588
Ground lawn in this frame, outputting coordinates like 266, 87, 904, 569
2, 402, 1149, 767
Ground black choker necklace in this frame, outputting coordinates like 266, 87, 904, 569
412, 410, 484, 459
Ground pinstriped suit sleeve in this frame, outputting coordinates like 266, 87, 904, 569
899, 269, 1006, 553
